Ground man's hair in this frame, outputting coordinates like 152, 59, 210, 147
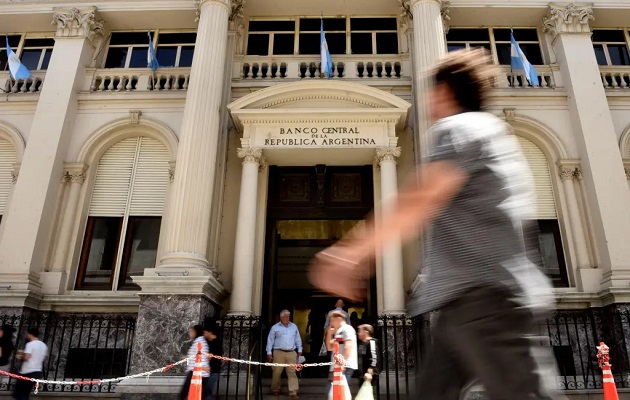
430, 48, 497, 112
358, 324, 374, 337
280, 309, 291, 316
27, 327, 39, 338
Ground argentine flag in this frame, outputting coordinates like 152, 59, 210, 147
5, 37, 31, 80
510, 31, 539, 87
320, 19, 334, 79
147, 32, 160, 72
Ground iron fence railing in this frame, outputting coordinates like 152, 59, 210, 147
376, 308, 630, 399
0, 313, 136, 393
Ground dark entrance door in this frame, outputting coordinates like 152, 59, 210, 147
261, 165, 376, 377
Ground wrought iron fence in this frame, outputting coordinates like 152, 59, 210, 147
0, 313, 136, 393
376, 308, 630, 399
216, 315, 264, 400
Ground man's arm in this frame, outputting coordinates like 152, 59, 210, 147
310, 161, 468, 301
266, 326, 275, 356
294, 325, 303, 355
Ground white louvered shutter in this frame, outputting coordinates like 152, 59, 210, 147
88, 138, 138, 216
516, 136, 557, 219
129, 137, 170, 216
0, 139, 17, 215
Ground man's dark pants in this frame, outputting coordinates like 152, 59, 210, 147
414, 286, 560, 400
12, 371, 43, 400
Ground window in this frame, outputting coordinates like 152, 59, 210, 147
1, 35, 53, 72
155, 32, 196, 67
76, 137, 170, 291
245, 17, 399, 56
0, 139, 18, 222
446, 28, 543, 66
592, 29, 630, 66
516, 136, 569, 288
20, 38, 54, 70
104, 31, 196, 69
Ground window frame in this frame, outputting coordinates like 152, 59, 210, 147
103, 30, 197, 69
244, 16, 400, 57
446, 27, 545, 66
75, 216, 124, 290
116, 216, 163, 291
1, 33, 54, 72
591, 29, 630, 66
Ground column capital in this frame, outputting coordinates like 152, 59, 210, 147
543, 3, 594, 39
559, 165, 576, 181
375, 147, 402, 165
403, 0, 450, 33
575, 168, 584, 181
195, 0, 233, 22
237, 148, 264, 164
52, 7, 105, 42
63, 162, 88, 184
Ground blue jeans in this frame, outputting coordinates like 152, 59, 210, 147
205, 372, 220, 400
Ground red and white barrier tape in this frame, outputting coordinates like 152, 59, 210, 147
0, 353, 345, 393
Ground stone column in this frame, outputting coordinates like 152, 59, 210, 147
0, 7, 103, 309
375, 147, 405, 315
40, 164, 87, 295
229, 148, 263, 315
405, 0, 449, 161
558, 164, 596, 291
157, 0, 233, 278
544, 3, 630, 290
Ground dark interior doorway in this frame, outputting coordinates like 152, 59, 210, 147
261, 165, 376, 378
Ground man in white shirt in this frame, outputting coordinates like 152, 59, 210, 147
328, 310, 358, 383
13, 327, 48, 400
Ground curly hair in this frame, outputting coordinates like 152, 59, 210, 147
430, 48, 498, 112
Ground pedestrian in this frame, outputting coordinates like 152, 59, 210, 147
357, 324, 378, 390
328, 310, 358, 385
322, 299, 351, 358
266, 310, 303, 398
203, 323, 222, 400
309, 48, 562, 400
13, 328, 47, 400
0, 325, 16, 373
180, 325, 210, 400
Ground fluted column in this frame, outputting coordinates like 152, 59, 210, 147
158, 0, 232, 275
51, 163, 87, 272
558, 164, 590, 270
406, 0, 449, 160
544, 3, 630, 289
375, 147, 405, 314
228, 148, 263, 315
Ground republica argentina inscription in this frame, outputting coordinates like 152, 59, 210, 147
262, 126, 377, 147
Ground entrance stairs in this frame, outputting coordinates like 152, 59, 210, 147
261, 378, 359, 399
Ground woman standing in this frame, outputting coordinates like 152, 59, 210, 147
180, 325, 210, 400
0, 325, 16, 373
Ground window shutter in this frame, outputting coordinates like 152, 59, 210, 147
0, 139, 17, 215
129, 137, 170, 216
516, 136, 557, 219
88, 137, 138, 216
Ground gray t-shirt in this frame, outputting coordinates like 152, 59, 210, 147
407, 112, 554, 317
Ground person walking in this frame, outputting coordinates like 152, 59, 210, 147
13, 328, 47, 400
266, 310, 303, 398
309, 48, 562, 400
203, 323, 223, 400
357, 324, 378, 390
180, 325, 210, 400
328, 310, 358, 385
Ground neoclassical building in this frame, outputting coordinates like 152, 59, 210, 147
1, 0, 630, 398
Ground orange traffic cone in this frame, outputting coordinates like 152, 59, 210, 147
597, 342, 619, 400
331, 341, 351, 400
188, 341, 204, 400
